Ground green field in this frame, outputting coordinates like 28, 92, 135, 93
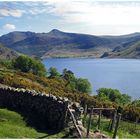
0, 108, 70, 138
83, 115, 140, 138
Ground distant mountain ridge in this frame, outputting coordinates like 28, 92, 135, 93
1, 29, 140, 58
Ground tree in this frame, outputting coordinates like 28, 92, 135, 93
130, 99, 140, 107
97, 88, 131, 106
13, 55, 47, 76
62, 68, 92, 94
49, 67, 60, 78
62, 69, 76, 91
31, 59, 47, 76
13, 55, 31, 72
76, 78, 92, 94
62, 69, 75, 81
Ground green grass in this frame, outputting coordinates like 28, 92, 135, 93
118, 120, 140, 138
0, 108, 46, 138
0, 108, 70, 138
83, 115, 140, 138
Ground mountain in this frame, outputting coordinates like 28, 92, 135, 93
106, 40, 140, 59
0, 43, 18, 59
1, 29, 140, 58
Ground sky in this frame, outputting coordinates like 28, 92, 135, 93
1, 0, 140, 35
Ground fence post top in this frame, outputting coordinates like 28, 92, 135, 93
118, 113, 122, 115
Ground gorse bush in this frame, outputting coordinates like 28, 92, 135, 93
122, 99, 140, 121
0, 73, 49, 93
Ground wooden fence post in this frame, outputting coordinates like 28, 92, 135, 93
135, 117, 139, 129
68, 107, 82, 138
98, 110, 102, 129
83, 104, 87, 127
112, 113, 121, 139
109, 110, 117, 132
86, 106, 93, 138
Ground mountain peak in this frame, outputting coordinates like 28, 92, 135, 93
47, 29, 67, 37
49, 29, 62, 34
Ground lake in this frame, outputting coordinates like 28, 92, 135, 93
43, 58, 140, 99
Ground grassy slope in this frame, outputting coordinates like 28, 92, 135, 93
0, 108, 46, 138
83, 115, 140, 138
0, 108, 71, 138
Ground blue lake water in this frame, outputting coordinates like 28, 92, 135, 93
43, 58, 140, 100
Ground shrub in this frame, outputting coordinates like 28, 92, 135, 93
13, 55, 47, 76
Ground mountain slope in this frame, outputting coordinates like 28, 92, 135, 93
1, 29, 140, 58
0, 43, 18, 59
106, 40, 140, 59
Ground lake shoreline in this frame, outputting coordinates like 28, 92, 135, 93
42, 57, 140, 61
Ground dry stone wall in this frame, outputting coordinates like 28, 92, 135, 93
0, 84, 70, 131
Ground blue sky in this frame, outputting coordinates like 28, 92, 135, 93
1, 0, 140, 36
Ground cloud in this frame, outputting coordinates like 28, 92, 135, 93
1, 1, 140, 35
38, 0, 140, 35
43, 0, 140, 25
3, 24, 16, 30
29, 8, 48, 15
0, 9, 24, 17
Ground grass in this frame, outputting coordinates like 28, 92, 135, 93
118, 120, 140, 138
83, 115, 140, 138
0, 108, 46, 138
0, 108, 70, 138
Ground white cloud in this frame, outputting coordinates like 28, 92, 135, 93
2, 1, 140, 26
3, 24, 16, 30
0, 9, 24, 17
44, 1, 140, 25
1, 0, 140, 35
29, 8, 48, 15
39, 0, 140, 35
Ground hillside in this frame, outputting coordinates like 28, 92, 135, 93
104, 40, 140, 59
0, 43, 18, 59
1, 30, 140, 58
